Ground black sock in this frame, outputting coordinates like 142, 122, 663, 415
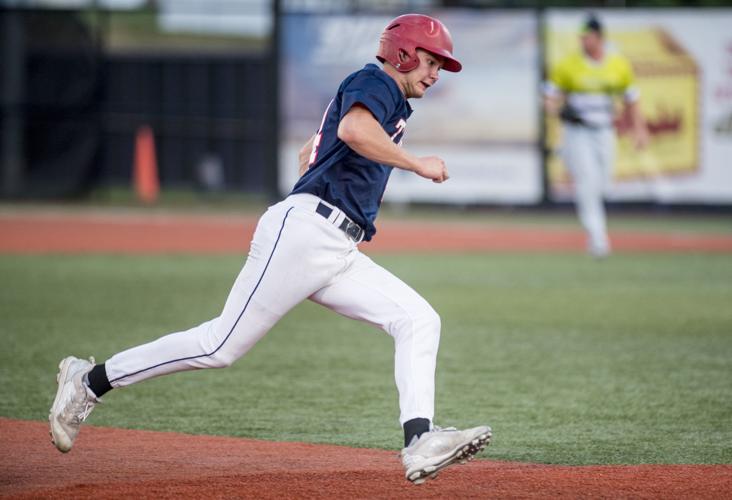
85, 363, 113, 398
403, 417, 431, 447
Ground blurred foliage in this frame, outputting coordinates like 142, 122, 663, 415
443, 0, 732, 6
75, 5, 268, 53
21, 0, 732, 55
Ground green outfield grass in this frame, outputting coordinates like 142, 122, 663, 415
1, 252, 731, 465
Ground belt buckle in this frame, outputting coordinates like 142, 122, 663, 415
344, 221, 363, 242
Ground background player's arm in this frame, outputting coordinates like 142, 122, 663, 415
619, 59, 649, 150
623, 99, 649, 150
298, 134, 316, 177
544, 60, 568, 117
338, 105, 449, 183
543, 93, 564, 117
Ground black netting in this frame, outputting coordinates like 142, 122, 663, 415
1, 10, 101, 198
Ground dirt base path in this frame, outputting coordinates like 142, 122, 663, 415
1, 418, 730, 499
1, 211, 731, 254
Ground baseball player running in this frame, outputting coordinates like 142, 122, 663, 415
544, 14, 649, 258
49, 14, 490, 484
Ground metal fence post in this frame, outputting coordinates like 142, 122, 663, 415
1, 10, 26, 197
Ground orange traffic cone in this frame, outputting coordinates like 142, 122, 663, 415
133, 125, 160, 204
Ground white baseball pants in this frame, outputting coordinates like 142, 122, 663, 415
561, 123, 615, 255
105, 193, 440, 425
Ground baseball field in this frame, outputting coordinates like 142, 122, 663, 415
1, 204, 731, 498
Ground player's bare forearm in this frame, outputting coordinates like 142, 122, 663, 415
298, 134, 316, 177
544, 94, 563, 116
338, 106, 448, 183
625, 100, 649, 150
338, 106, 418, 169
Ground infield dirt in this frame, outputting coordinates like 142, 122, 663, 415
1, 211, 732, 254
2, 418, 731, 499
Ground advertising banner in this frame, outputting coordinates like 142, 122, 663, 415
546, 9, 732, 204
280, 11, 542, 204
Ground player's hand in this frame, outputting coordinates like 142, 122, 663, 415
298, 157, 309, 177
415, 156, 449, 183
298, 134, 316, 177
632, 126, 650, 151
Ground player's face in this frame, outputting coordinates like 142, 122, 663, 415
581, 31, 603, 57
404, 49, 444, 99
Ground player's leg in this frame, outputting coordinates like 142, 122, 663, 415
309, 251, 490, 483
594, 127, 616, 254
49, 197, 349, 452
103, 203, 342, 386
563, 124, 608, 256
310, 251, 440, 432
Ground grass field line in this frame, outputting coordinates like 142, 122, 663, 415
2, 253, 730, 467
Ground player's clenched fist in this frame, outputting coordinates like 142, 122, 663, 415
415, 156, 449, 183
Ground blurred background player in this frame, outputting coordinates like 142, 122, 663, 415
544, 14, 649, 258
48, 13, 490, 485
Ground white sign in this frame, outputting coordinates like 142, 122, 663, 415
280, 11, 542, 204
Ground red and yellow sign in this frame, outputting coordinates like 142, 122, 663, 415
546, 28, 700, 187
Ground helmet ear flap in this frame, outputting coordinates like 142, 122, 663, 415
396, 48, 419, 72
377, 34, 416, 72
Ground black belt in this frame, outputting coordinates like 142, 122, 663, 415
562, 117, 613, 130
315, 202, 365, 243
562, 119, 611, 130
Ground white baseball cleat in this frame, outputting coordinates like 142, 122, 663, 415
49, 356, 100, 453
401, 425, 492, 484
588, 240, 611, 259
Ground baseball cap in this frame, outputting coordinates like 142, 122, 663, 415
582, 14, 603, 35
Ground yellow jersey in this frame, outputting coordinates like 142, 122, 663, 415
546, 46, 639, 128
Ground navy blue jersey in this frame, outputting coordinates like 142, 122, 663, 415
290, 63, 412, 242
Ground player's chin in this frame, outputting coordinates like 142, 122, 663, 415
412, 85, 428, 98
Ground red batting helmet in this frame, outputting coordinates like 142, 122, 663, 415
376, 14, 462, 73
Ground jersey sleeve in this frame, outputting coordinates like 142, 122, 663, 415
339, 74, 396, 126
548, 56, 572, 94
